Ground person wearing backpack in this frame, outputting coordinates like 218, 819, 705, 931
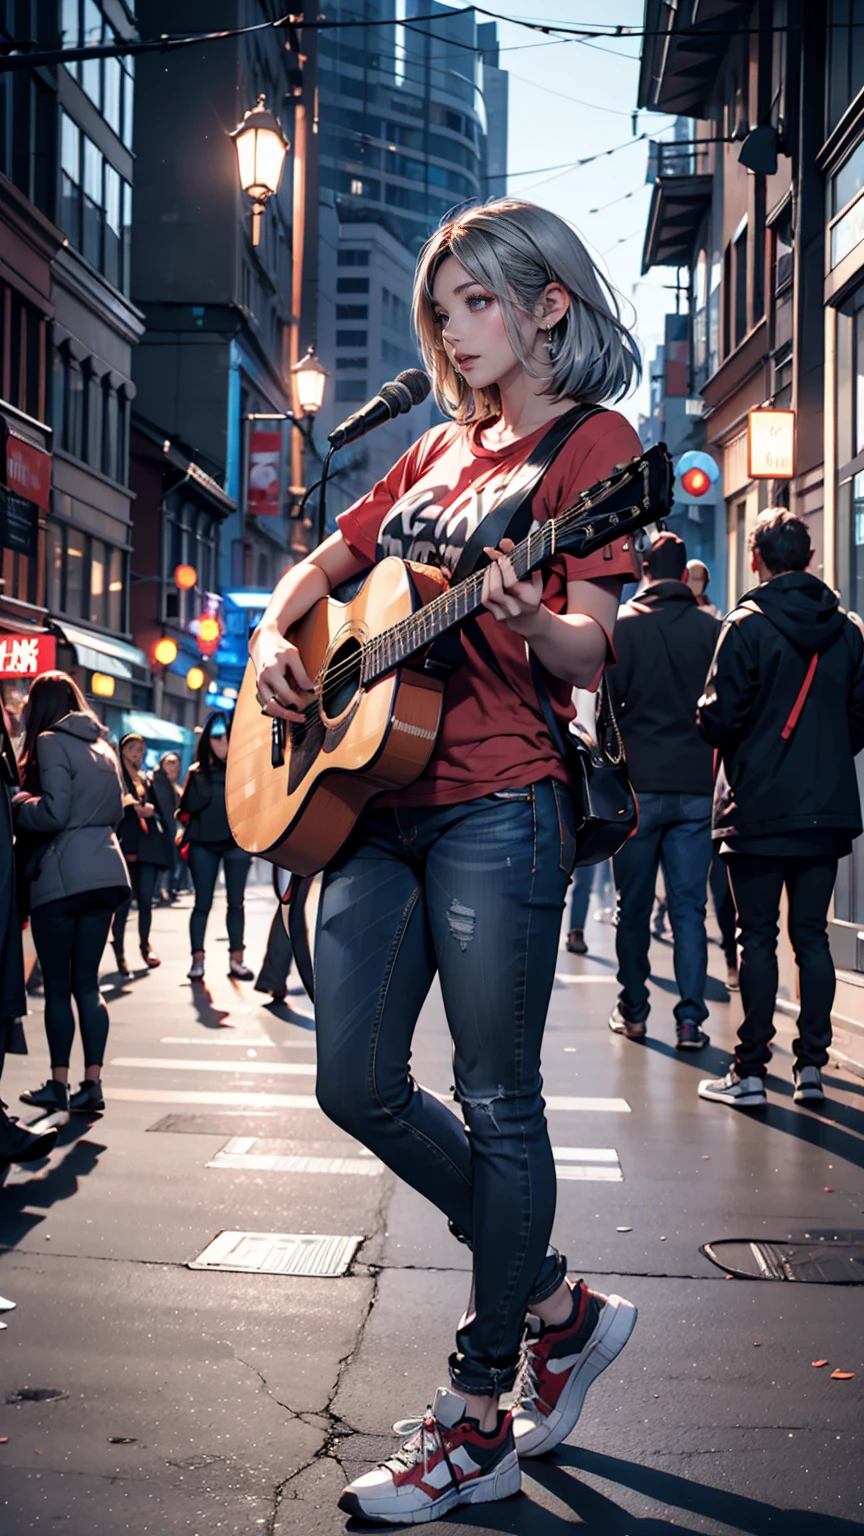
697, 509, 864, 1109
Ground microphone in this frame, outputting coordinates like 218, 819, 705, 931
328, 368, 431, 450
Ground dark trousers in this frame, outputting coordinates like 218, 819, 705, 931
725, 853, 838, 1078
30, 892, 119, 1069
613, 791, 713, 1027
188, 843, 252, 953
709, 851, 737, 962
255, 907, 293, 994
315, 781, 575, 1398
112, 861, 161, 956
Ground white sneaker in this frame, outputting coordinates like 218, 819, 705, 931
0, 1295, 15, 1312
338, 1387, 520, 1524
698, 1070, 766, 1108
512, 1285, 637, 1458
228, 959, 254, 980
793, 1065, 824, 1104
187, 958, 205, 981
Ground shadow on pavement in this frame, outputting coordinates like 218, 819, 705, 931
0, 1118, 105, 1247
189, 984, 232, 1029
263, 998, 315, 1031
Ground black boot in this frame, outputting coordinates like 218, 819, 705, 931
19, 1079, 70, 1112
0, 1100, 59, 1164
69, 1079, 105, 1114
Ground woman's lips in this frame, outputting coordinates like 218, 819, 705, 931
456, 355, 478, 368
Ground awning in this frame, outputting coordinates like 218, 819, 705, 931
119, 710, 192, 746
53, 620, 149, 680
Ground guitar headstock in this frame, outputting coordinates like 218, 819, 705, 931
554, 443, 674, 558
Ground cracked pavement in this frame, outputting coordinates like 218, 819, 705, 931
1, 880, 863, 1534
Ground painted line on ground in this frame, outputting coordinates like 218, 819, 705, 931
555, 974, 618, 985
107, 1087, 629, 1113
159, 1037, 316, 1048
110, 1057, 317, 1076
553, 1145, 623, 1182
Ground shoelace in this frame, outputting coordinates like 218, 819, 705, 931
389, 1411, 446, 1479
514, 1341, 541, 1408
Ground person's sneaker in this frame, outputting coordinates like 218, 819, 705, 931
698, 1069, 766, 1108
228, 959, 254, 980
188, 957, 205, 981
725, 960, 740, 991
793, 1065, 824, 1104
337, 1387, 520, 1524
19, 1080, 70, 1113
676, 1020, 710, 1051
69, 1080, 105, 1115
565, 928, 588, 955
141, 947, 161, 969
608, 1005, 647, 1041
512, 1282, 638, 1459
0, 1101, 59, 1165
0, 1294, 15, 1311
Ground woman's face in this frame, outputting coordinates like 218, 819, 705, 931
122, 739, 145, 770
162, 754, 180, 781
430, 255, 547, 397
209, 732, 229, 762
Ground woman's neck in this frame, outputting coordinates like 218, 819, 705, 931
482, 370, 573, 446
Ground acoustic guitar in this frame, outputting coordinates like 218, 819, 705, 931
226, 443, 673, 875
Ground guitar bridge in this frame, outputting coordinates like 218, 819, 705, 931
271, 717, 286, 768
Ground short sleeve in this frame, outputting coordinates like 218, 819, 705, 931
534, 411, 643, 588
336, 423, 456, 564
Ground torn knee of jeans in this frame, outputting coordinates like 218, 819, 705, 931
446, 898, 476, 950
455, 1084, 515, 1132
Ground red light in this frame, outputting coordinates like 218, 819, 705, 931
174, 564, 198, 590
681, 467, 710, 497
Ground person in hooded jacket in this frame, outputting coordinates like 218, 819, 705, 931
697, 509, 864, 1110
111, 733, 173, 972
178, 711, 253, 982
13, 672, 130, 1115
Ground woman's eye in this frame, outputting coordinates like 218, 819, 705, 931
467, 294, 492, 311
433, 311, 448, 328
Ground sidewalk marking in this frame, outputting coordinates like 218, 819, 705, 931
108, 1087, 630, 1113
552, 1147, 619, 1161
555, 974, 618, 984
545, 1096, 630, 1112
207, 1136, 383, 1176
159, 1037, 316, 1048
110, 1057, 317, 1076
553, 1146, 623, 1182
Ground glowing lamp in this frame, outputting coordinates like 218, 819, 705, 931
174, 564, 198, 591
291, 347, 328, 416
230, 95, 289, 247
91, 672, 115, 698
197, 616, 222, 657
676, 450, 719, 499
186, 666, 206, 691
153, 637, 179, 666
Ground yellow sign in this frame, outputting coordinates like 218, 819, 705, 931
747, 409, 795, 479
91, 672, 115, 697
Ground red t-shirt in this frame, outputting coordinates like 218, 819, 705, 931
337, 407, 642, 806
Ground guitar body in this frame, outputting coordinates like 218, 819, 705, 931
227, 558, 447, 876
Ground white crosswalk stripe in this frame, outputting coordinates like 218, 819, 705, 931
110, 1057, 317, 1076
553, 1146, 623, 1182
206, 1136, 383, 1176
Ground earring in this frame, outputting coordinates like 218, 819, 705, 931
544, 324, 556, 357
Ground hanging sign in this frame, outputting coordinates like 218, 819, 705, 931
747, 409, 795, 479
5, 433, 51, 510
0, 632, 56, 679
247, 428, 282, 515
0, 490, 38, 555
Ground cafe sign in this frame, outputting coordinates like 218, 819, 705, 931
747, 408, 796, 480
0, 633, 56, 679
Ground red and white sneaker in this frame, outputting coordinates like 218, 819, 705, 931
338, 1387, 521, 1525
511, 1282, 638, 1458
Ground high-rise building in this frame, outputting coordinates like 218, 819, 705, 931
311, 0, 509, 523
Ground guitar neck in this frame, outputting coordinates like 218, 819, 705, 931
361, 518, 557, 686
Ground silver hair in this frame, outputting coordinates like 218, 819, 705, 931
413, 198, 641, 421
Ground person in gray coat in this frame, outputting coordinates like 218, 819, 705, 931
13, 672, 130, 1116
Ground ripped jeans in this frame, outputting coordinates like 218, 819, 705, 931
314, 779, 576, 1397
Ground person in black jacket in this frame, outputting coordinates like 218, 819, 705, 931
697, 509, 864, 1109
179, 712, 252, 983
606, 532, 722, 1049
111, 734, 172, 973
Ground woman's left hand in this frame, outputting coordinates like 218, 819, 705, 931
481, 538, 544, 635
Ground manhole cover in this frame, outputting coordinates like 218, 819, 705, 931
702, 1236, 864, 1283
189, 1230, 362, 1276
147, 1113, 289, 1137
6, 1388, 69, 1404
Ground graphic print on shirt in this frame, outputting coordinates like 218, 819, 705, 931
376, 474, 530, 574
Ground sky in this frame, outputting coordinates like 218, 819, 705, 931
451, 0, 681, 427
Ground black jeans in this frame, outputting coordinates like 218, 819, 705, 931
315, 780, 575, 1398
725, 853, 838, 1078
30, 891, 122, 1069
112, 862, 161, 956
188, 842, 252, 953
709, 851, 737, 962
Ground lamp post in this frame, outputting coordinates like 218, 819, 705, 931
230, 95, 289, 247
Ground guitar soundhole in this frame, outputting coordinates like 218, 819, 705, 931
321, 637, 362, 721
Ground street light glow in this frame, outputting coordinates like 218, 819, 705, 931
230, 95, 289, 246
291, 346, 328, 415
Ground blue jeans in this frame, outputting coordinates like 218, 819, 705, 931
188, 843, 252, 953
314, 780, 575, 1398
613, 791, 713, 1028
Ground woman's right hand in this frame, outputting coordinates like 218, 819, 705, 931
250, 626, 316, 724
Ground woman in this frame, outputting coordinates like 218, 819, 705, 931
14, 672, 130, 1116
152, 751, 189, 900
111, 734, 172, 971
251, 199, 642, 1524
179, 712, 252, 982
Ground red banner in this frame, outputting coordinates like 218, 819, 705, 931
247, 429, 282, 516
6, 435, 51, 511
0, 632, 56, 679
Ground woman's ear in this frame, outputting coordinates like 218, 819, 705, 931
536, 282, 570, 328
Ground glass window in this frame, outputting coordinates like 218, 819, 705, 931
734, 228, 748, 346
62, 0, 80, 78
336, 330, 368, 347
121, 180, 132, 294
838, 307, 853, 470
101, 380, 117, 479
47, 523, 64, 613
856, 308, 864, 461
65, 527, 86, 617
65, 359, 84, 459
104, 54, 121, 135
81, 0, 102, 107
104, 162, 120, 288
122, 57, 134, 151
107, 546, 124, 632
89, 538, 106, 626
82, 138, 103, 270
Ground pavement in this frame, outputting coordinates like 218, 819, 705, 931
0, 875, 862, 1536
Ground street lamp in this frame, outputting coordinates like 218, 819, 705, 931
291, 347, 328, 416
230, 95, 289, 247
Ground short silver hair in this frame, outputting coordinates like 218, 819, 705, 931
413, 198, 641, 421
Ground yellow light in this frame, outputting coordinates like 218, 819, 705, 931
231, 95, 288, 202
91, 672, 115, 697
153, 637, 179, 666
198, 618, 220, 645
291, 346, 328, 415
186, 666, 206, 691
174, 563, 198, 591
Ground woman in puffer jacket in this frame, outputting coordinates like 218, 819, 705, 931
13, 672, 130, 1116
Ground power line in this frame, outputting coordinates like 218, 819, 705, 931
498, 132, 652, 181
